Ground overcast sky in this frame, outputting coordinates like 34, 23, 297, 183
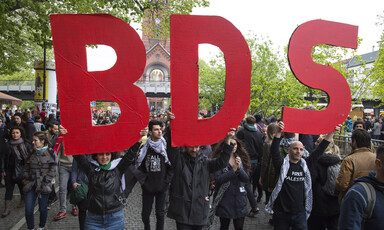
192, 0, 384, 61
86, 0, 384, 71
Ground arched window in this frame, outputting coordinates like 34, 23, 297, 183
150, 69, 165, 81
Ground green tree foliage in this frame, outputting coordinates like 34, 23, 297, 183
370, 31, 384, 105
1, 0, 209, 75
198, 33, 362, 118
198, 58, 225, 112
247, 34, 308, 117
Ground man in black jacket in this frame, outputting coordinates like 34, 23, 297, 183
166, 112, 234, 230
137, 120, 173, 230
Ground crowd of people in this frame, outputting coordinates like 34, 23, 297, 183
0, 107, 383, 230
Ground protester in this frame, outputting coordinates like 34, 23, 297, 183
1, 126, 33, 217
53, 138, 77, 220
0, 117, 7, 188
260, 123, 280, 204
335, 129, 376, 203
211, 136, 251, 230
165, 112, 234, 230
71, 154, 92, 230
339, 144, 384, 229
236, 116, 263, 213
265, 121, 339, 230
23, 131, 58, 230
33, 115, 45, 132
136, 120, 173, 230
73, 128, 147, 230
307, 135, 342, 230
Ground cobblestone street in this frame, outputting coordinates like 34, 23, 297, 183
0, 181, 273, 230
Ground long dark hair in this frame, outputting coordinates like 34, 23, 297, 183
91, 152, 119, 162
211, 137, 251, 173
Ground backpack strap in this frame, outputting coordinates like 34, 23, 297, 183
357, 182, 376, 229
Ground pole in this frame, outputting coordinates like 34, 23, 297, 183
43, 35, 47, 111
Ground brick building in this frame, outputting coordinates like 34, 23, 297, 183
138, 10, 171, 112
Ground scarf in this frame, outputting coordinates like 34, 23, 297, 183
206, 167, 231, 230
244, 123, 257, 132
35, 146, 48, 156
97, 161, 111, 170
265, 155, 313, 219
90, 158, 126, 192
10, 138, 29, 161
136, 136, 170, 168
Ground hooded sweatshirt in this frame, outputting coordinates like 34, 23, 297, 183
339, 172, 384, 230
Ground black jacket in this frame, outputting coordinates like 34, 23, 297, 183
166, 130, 233, 225
311, 153, 341, 216
73, 145, 137, 215
139, 146, 173, 193
236, 126, 263, 162
215, 165, 249, 219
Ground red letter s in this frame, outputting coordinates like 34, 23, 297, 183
283, 20, 358, 134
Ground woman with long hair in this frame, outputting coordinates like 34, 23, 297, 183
211, 137, 251, 230
1, 126, 32, 217
23, 131, 57, 230
73, 128, 147, 230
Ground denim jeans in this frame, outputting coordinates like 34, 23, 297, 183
273, 212, 307, 230
141, 189, 166, 230
85, 209, 124, 230
59, 165, 72, 212
25, 190, 49, 229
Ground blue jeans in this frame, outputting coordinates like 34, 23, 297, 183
59, 165, 73, 212
273, 212, 307, 230
25, 190, 49, 229
85, 209, 124, 230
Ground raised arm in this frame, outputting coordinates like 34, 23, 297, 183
164, 112, 182, 166
308, 124, 342, 163
117, 127, 148, 173
208, 128, 235, 173
270, 121, 284, 172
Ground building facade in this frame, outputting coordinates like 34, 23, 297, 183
136, 9, 171, 112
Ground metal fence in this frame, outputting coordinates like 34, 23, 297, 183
333, 133, 384, 156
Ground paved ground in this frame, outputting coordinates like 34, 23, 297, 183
0, 180, 273, 230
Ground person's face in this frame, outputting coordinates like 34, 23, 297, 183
96, 153, 111, 165
262, 127, 267, 137
32, 136, 44, 148
186, 146, 200, 157
149, 125, 162, 141
14, 116, 21, 124
11, 129, 21, 140
49, 125, 59, 135
355, 124, 364, 130
106, 117, 110, 122
229, 139, 237, 154
289, 141, 304, 163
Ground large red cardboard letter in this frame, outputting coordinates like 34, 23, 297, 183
171, 15, 251, 146
283, 20, 358, 134
50, 14, 149, 155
